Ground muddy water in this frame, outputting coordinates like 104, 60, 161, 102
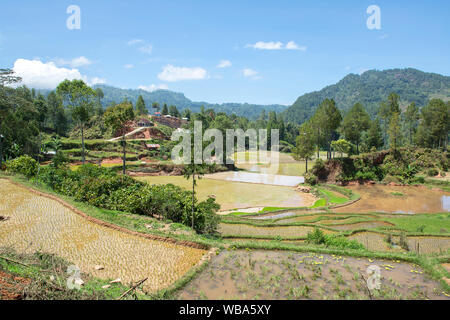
137, 176, 315, 211
333, 185, 450, 214
178, 250, 449, 300
0, 180, 206, 293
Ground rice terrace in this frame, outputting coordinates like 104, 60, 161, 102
1, 1, 450, 311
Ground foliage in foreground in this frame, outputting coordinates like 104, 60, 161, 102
0, 248, 138, 300
5, 157, 220, 234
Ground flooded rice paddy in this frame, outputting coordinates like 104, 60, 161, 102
233, 151, 315, 176
333, 185, 450, 214
204, 171, 304, 186
136, 176, 315, 211
0, 180, 206, 293
178, 250, 449, 300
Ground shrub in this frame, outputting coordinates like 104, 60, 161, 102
33, 164, 220, 234
306, 228, 326, 245
311, 159, 328, 180
306, 228, 364, 250
304, 172, 318, 185
7, 155, 39, 178
426, 168, 439, 177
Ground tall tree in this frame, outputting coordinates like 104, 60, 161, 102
340, 102, 371, 154
388, 112, 402, 151
404, 102, 419, 145
162, 103, 168, 115
94, 88, 104, 115
416, 99, 449, 150
47, 91, 68, 136
169, 105, 180, 117
315, 99, 342, 159
136, 95, 147, 115
0, 69, 22, 166
104, 102, 135, 174
365, 119, 384, 151
294, 122, 315, 173
56, 79, 96, 165
152, 102, 160, 113
331, 139, 351, 159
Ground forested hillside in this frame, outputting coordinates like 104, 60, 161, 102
93, 85, 287, 120
283, 68, 450, 124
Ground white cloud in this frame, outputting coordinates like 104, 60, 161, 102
246, 41, 307, 51
90, 77, 106, 85
217, 60, 232, 68
242, 68, 261, 80
285, 41, 307, 51
124, 64, 134, 69
54, 56, 92, 68
158, 64, 207, 82
127, 39, 144, 46
247, 41, 283, 50
139, 44, 153, 55
138, 84, 169, 92
11, 58, 105, 89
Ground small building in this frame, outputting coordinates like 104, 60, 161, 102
145, 144, 160, 150
136, 118, 153, 127
153, 112, 162, 117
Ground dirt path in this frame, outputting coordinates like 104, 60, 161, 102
0, 179, 207, 293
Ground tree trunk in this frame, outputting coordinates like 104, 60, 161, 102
192, 173, 195, 229
305, 158, 308, 173
317, 128, 320, 159
0, 123, 3, 168
81, 124, 85, 165
122, 134, 126, 175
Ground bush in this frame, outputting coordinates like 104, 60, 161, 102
33, 164, 221, 234
7, 155, 39, 178
426, 168, 439, 177
306, 228, 326, 245
306, 228, 364, 250
304, 172, 318, 185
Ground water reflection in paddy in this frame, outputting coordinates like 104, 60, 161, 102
204, 171, 304, 186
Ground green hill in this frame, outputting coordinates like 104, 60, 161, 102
283, 68, 450, 124
94, 85, 287, 120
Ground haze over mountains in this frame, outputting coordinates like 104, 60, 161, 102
32, 68, 449, 123
93, 84, 288, 120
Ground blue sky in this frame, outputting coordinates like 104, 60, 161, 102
0, 0, 449, 105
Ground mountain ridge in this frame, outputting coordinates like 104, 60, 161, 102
93, 84, 288, 120
282, 68, 450, 124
